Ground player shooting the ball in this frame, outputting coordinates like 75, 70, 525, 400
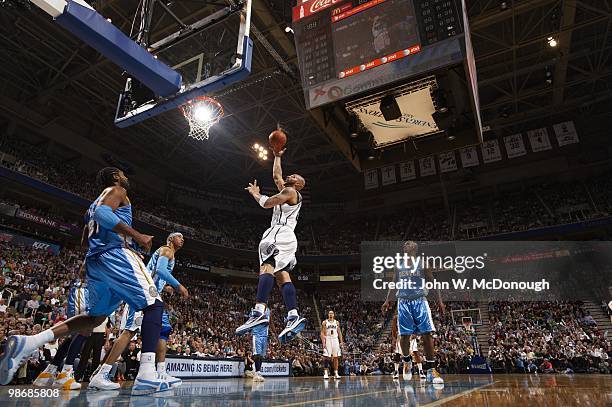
236, 129, 307, 344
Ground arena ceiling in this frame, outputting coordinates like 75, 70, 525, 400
0, 0, 611, 198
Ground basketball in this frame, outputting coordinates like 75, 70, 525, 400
269, 129, 287, 153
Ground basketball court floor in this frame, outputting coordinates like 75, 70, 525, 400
0, 375, 609, 406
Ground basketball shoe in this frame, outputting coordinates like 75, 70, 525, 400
88, 366, 120, 391
253, 372, 265, 382
278, 315, 306, 344
33, 364, 57, 387
53, 367, 81, 390
235, 310, 269, 336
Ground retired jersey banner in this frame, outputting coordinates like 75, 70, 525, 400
438, 151, 458, 173
459, 146, 479, 168
381, 165, 397, 186
527, 128, 552, 152
364, 168, 379, 190
419, 156, 436, 177
503, 134, 527, 159
399, 161, 416, 181
553, 121, 579, 146
481, 140, 502, 163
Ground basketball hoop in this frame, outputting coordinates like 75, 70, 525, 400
179, 96, 224, 141
462, 320, 474, 334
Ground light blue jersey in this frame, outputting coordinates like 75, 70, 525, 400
396, 260, 428, 301
84, 192, 159, 317
147, 246, 176, 293
85, 195, 133, 257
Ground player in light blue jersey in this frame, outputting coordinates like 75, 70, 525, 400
88, 232, 188, 391
382, 241, 445, 386
0, 167, 171, 394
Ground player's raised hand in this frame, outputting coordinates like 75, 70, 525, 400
273, 148, 286, 157
245, 179, 260, 195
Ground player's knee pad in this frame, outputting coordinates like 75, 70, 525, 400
393, 353, 402, 363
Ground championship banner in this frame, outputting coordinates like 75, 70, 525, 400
364, 168, 379, 190
165, 358, 244, 378
381, 165, 396, 186
419, 156, 436, 177
399, 161, 416, 181
459, 146, 479, 168
527, 128, 552, 152
481, 140, 502, 163
503, 134, 526, 159
438, 151, 458, 173
553, 121, 579, 146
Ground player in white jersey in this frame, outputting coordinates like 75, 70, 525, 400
236, 147, 307, 344
321, 311, 343, 379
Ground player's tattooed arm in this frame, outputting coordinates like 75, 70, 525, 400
273, 148, 286, 192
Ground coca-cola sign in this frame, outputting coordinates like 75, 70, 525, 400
293, 0, 344, 21
310, 0, 342, 13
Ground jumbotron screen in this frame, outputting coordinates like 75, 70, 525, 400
292, 0, 464, 109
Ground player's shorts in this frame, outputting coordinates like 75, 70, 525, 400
86, 247, 160, 317
120, 303, 143, 332
397, 297, 435, 336
258, 225, 297, 272
121, 304, 172, 339
67, 287, 89, 318
323, 337, 341, 358
252, 322, 269, 357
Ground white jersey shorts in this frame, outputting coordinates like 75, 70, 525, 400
395, 337, 418, 354
323, 337, 341, 358
258, 225, 297, 272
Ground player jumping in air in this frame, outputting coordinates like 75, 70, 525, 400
321, 310, 343, 380
382, 241, 445, 385
0, 167, 172, 394
88, 232, 189, 390
236, 147, 307, 343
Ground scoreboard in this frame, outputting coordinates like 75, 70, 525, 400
292, 0, 466, 109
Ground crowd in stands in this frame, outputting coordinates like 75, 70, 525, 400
487, 301, 610, 374
0, 238, 610, 383
5, 136, 612, 255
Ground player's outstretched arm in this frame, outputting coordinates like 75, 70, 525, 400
246, 180, 295, 209
155, 247, 188, 298
94, 186, 153, 252
273, 148, 286, 192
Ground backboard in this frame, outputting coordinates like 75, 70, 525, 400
114, 0, 252, 128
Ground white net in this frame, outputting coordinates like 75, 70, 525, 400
179, 96, 224, 141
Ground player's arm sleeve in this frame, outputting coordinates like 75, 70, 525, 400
154, 256, 180, 289
92, 205, 121, 230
